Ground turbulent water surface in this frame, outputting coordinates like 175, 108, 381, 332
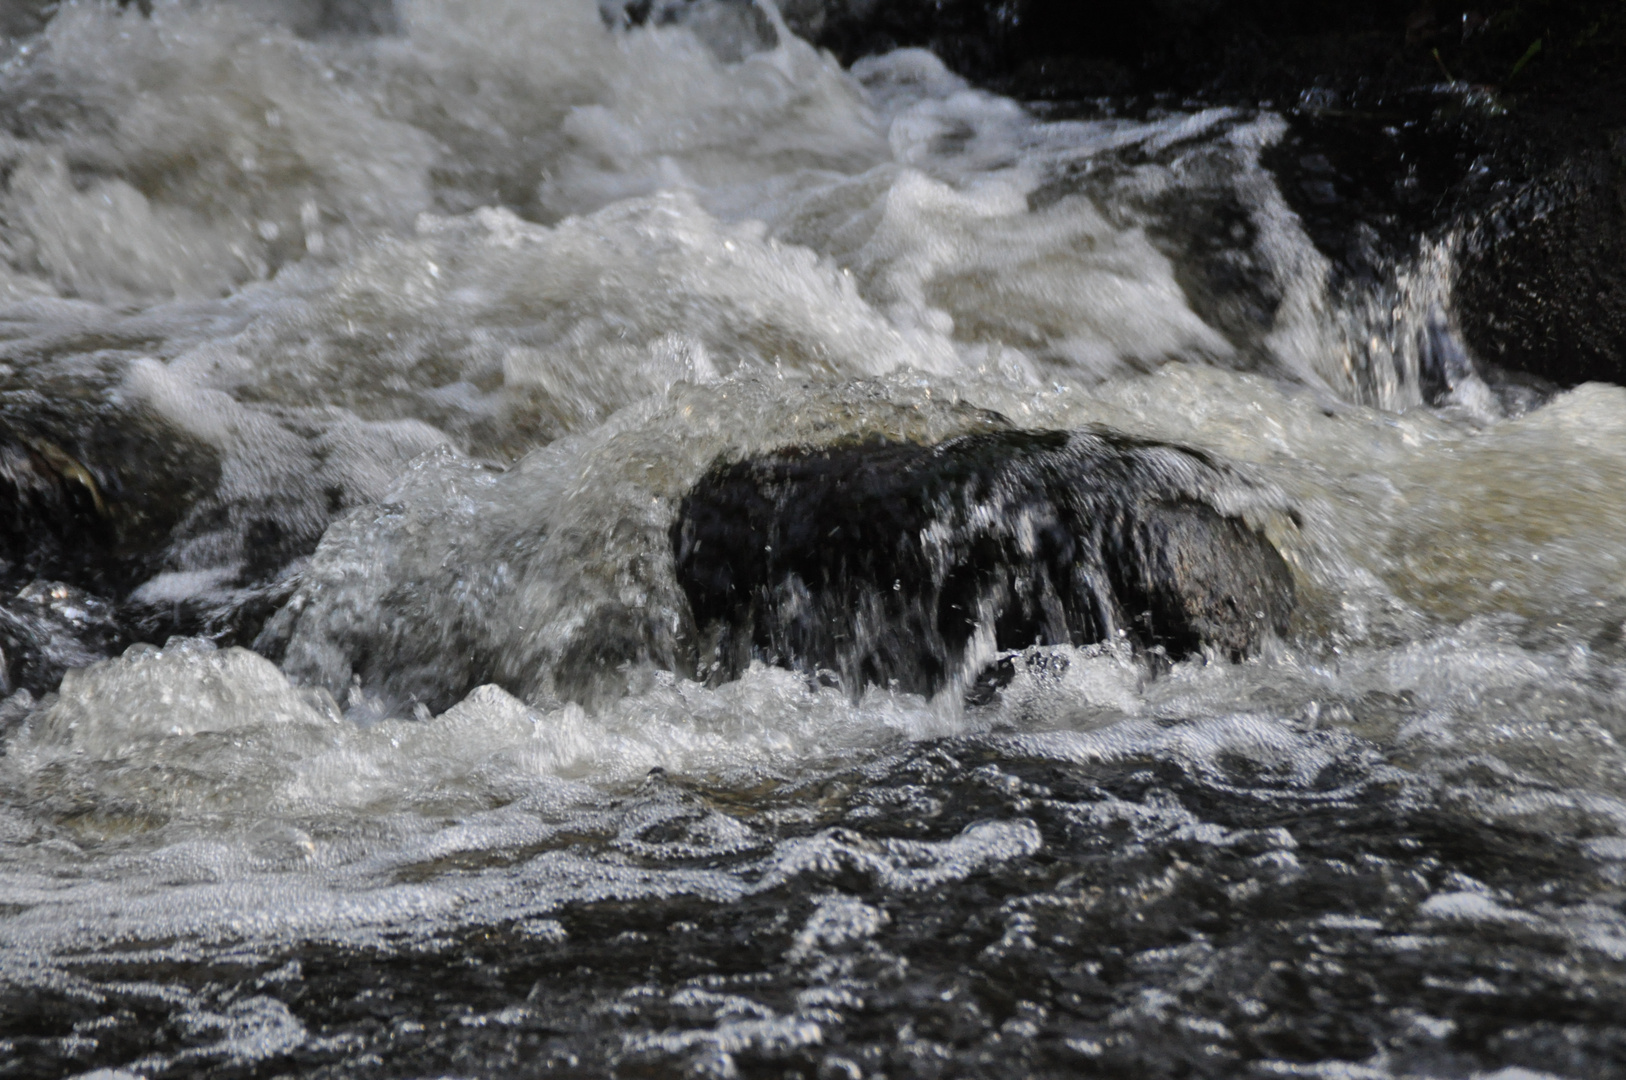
1, 2, 1624, 1078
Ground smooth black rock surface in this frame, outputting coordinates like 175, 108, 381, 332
673, 430, 1295, 697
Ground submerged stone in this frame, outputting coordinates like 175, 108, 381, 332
673, 429, 1294, 697
0, 418, 115, 594
0, 580, 124, 698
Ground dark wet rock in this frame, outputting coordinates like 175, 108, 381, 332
672, 430, 1295, 697
1263, 88, 1625, 394
798, 0, 1626, 395
797, 1, 1620, 107
1258, 95, 1488, 290
0, 338, 440, 649
1455, 114, 1626, 388
0, 359, 231, 602
0, 400, 352, 659
0, 416, 118, 595
0, 580, 124, 696
0, 400, 234, 638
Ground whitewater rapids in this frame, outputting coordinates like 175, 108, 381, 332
0, 3, 1622, 1077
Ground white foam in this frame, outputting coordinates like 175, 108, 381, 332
28, 638, 340, 761
3, 0, 436, 301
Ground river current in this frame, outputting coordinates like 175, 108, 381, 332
0, 2, 1623, 1077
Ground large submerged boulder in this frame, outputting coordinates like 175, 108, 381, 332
673, 429, 1295, 698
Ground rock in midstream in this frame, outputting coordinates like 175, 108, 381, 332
792, 0, 1626, 395
0, 416, 122, 595
673, 429, 1295, 698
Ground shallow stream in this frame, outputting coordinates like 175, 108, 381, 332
0, 3, 1623, 1077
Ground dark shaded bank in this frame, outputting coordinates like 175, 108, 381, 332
792, 0, 1626, 390
791, 0, 1621, 105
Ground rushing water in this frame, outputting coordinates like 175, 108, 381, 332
1, 2, 1624, 1078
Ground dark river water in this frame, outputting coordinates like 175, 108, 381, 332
0, 2, 1623, 1078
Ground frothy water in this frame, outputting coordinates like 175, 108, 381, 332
1, 2, 1623, 1077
